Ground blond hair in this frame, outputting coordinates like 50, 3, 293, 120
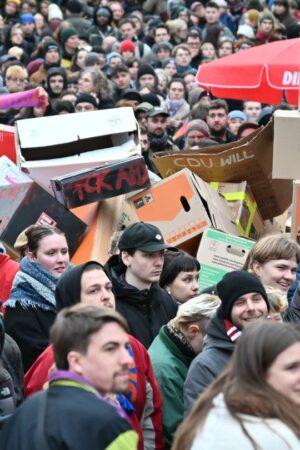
172, 294, 220, 331
265, 286, 288, 313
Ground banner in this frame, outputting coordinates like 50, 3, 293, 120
0, 88, 48, 111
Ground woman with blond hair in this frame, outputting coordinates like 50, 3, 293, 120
173, 321, 300, 450
149, 294, 221, 449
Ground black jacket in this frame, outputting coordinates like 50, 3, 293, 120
105, 255, 178, 348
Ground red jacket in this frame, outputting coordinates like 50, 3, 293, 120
0, 254, 19, 310
24, 335, 164, 450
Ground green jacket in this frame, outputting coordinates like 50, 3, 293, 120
148, 326, 194, 449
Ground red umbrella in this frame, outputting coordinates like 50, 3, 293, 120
196, 38, 300, 106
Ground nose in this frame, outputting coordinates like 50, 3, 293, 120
121, 346, 133, 365
283, 270, 295, 281
246, 300, 255, 311
154, 255, 164, 266
192, 279, 199, 292
99, 287, 111, 303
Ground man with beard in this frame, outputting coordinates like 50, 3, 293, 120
146, 107, 179, 154
30, 41, 61, 85
206, 99, 235, 143
46, 67, 67, 105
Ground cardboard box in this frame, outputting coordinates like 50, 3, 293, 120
273, 110, 300, 180
197, 228, 255, 291
0, 181, 87, 256
50, 156, 150, 209
15, 107, 141, 194
124, 168, 238, 252
292, 180, 300, 244
0, 125, 16, 163
152, 121, 292, 221
210, 181, 265, 239
0, 155, 31, 185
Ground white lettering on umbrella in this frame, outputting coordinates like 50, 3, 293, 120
282, 71, 300, 86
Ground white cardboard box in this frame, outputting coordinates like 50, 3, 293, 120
15, 107, 141, 194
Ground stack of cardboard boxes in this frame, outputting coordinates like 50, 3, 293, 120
0, 113, 294, 290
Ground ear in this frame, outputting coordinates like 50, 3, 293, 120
27, 251, 35, 261
67, 351, 84, 375
187, 324, 199, 339
121, 251, 132, 268
251, 261, 261, 274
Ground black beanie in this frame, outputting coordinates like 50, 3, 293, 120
137, 64, 156, 80
55, 261, 105, 311
217, 271, 269, 320
75, 93, 98, 108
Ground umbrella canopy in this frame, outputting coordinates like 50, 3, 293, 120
196, 38, 300, 105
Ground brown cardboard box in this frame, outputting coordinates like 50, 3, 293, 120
197, 228, 255, 290
124, 168, 238, 254
152, 121, 292, 220
273, 110, 300, 180
292, 181, 300, 244
210, 181, 265, 239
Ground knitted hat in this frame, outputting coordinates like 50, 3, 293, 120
27, 58, 43, 77
42, 41, 60, 57
259, 12, 275, 25
137, 64, 156, 80
61, 28, 78, 45
20, 13, 35, 24
66, 0, 82, 13
186, 119, 210, 137
85, 52, 100, 66
75, 93, 98, 108
191, 1, 203, 11
48, 3, 63, 21
228, 110, 247, 121
217, 271, 269, 320
119, 40, 135, 54
237, 24, 255, 39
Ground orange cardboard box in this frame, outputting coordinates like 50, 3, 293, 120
125, 168, 238, 251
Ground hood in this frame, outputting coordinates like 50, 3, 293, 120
55, 261, 105, 311
105, 255, 152, 304
203, 307, 235, 353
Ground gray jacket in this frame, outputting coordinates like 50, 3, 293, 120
184, 308, 235, 415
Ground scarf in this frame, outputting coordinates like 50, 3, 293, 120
224, 319, 242, 344
165, 96, 185, 117
49, 370, 129, 420
5, 256, 59, 312
166, 322, 196, 358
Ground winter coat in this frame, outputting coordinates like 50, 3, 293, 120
184, 308, 235, 414
105, 255, 178, 349
0, 381, 138, 450
24, 336, 164, 450
149, 325, 194, 449
190, 393, 300, 450
0, 254, 19, 308
2, 334, 23, 406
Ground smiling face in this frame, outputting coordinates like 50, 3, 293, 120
230, 292, 268, 330
28, 233, 69, 277
252, 258, 297, 293
266, 342, 300, 406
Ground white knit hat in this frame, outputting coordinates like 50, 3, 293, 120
48, 3, 63, 21
237, 24, 255, 39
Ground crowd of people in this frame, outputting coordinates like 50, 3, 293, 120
1, 0, 300, 448
0, 0, 299, 157
0, 221, 300, 449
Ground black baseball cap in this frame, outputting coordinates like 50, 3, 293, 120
146, 107, 169, 118
118, 222, 171, 252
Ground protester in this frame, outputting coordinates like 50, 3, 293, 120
105, 222, 178, 348
159, 250, 200, 304
4, 225, 70, 371
184, 270, 269, 413
206, 98, 235, 143
0, 303, 139, 449
174, 321, 300, 450
149, 294, 220, 448
24, 261, 164, 450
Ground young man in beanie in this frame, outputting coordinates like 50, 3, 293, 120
184, 271, 269, 414
105, 222, 178, 349
30, 40, 61, 85
60, 28, 79, 68
46, 66, 67, 102
20, 13, 39, 55
74, 93, 98, 112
